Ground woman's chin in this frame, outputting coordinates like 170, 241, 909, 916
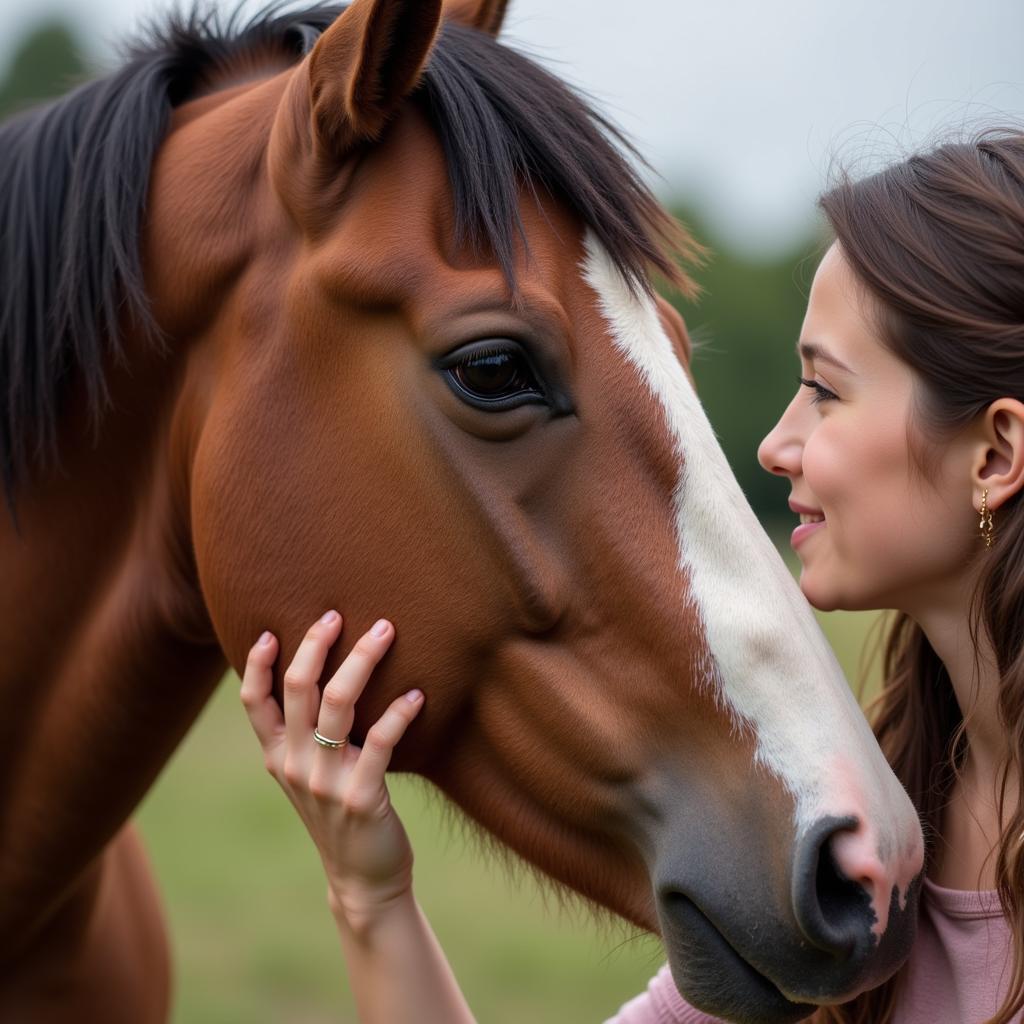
799, 572, 885, 615
796, 570, 841, 613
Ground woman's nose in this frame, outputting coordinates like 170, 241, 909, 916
758, 398, 804, 478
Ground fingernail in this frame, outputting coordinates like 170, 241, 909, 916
405, 689, 423, 703
321, 610, 339, 624
371, 618, 390, 637
258, 631, 273, 646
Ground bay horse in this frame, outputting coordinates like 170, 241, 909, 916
0, 2, 924, 1021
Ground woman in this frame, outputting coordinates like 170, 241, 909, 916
240, 129, 1024, 1023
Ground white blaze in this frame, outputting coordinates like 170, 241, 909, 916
581, 233, 921, 927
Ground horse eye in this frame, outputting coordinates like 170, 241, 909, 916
443, 344, 546, 410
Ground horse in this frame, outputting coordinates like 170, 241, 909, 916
0, 2, 924, 1021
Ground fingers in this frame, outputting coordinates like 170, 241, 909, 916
344, 689, 424, 805
283, 610, 344, 751
241, 631, 285, 754
244, 613, 415, 811
316, 619, 395, 744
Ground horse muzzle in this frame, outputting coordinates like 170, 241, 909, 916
653, 813, 922, 1024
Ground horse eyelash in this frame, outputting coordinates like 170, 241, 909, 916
469, 345, 516, 363
798, 376, 838, 404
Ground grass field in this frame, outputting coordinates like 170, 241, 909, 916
136, 561, 889, 1024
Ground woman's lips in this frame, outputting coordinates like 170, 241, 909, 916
791, 511, 826, 550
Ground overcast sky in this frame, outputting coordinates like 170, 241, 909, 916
2, 0, 1022, 255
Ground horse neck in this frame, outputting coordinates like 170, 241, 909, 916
0, 64, 309, 949
0, 62, 287, 673
0, 260, 228, 959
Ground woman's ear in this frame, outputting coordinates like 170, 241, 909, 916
971, 398, 1024, 511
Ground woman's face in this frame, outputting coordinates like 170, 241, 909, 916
758, 244, 978, 614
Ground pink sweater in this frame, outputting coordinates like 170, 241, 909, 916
605, 879, 1018, 1023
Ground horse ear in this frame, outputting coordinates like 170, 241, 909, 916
444, 0, 510, 36
308, 0, 444, 154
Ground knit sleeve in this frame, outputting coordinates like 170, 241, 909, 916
602, 965, 727, 1024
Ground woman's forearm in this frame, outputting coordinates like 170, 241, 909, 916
331, 887, 477, 1024
241, 618, 475, 1024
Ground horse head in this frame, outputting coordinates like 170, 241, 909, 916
140, 2, 924, 1019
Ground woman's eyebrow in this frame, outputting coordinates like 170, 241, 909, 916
797, 340, 853, 373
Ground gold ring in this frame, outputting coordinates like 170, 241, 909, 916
313, 729, 349, 749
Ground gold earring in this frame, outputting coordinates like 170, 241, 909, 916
979, 489, 995, 549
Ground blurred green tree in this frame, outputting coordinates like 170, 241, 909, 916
0, 20, 87, 120
666, 205, 826, 524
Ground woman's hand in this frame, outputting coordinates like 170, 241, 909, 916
241, 611, 425, 919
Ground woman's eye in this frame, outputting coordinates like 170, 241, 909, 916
798, 376, 838, 405
444, 345, 546, 410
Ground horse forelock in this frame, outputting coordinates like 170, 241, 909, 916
416, 21, 700, 297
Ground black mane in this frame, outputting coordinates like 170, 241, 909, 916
0, 3, 696, 518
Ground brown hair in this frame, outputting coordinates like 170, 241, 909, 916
811, 128, 1024, 1023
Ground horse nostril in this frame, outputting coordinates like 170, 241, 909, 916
793, 815, 876, 958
